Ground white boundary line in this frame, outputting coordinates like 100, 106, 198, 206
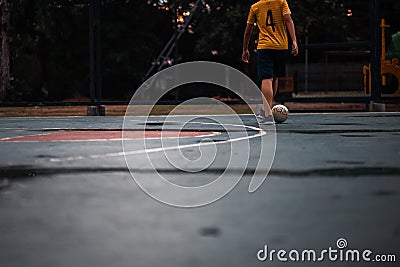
0, 131, 62, 142
0, 131, 220, 143
49, 122, 266, 162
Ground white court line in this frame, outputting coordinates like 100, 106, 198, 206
0, 131, 61, 142
0, 131, 220, 143
49, 122, 267, 162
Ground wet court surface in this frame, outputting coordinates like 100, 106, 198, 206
0, 113, 399, 266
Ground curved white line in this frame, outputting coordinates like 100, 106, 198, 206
2, 131, 220, 143
49, 122, 266, 162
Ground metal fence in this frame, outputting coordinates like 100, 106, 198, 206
285, 43, 371, 96
273, 38, 400, 104
2, 0, 399, 110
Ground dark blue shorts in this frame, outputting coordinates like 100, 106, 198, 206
257, 49, 288, 80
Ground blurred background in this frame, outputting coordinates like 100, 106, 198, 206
0, 0, 399, 103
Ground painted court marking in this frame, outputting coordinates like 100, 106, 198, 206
49, 121, 267, 162
0, 130, 218, 142
0, 118, 267, 163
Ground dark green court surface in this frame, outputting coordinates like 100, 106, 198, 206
0, 113, 399, 267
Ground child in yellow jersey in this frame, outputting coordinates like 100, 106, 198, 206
242, 0, 298, 122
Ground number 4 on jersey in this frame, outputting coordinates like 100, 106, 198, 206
266, 10, 276, 32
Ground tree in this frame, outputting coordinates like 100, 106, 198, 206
101, 0, 170, 98
3, 0, 399, 102
10, 0, 89, 101
147, 0, 254, 68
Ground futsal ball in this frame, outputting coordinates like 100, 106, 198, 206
272, 105, 289, 123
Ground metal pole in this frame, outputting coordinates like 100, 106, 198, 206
173, 0, 179, 100
89, 0, 102, 102
370, 0, 381, 101
143, 0, 201, 81
173, 0, 178, 64
94, 0, 102, 102
89, 0, 95, 102
305, 30, 309, 92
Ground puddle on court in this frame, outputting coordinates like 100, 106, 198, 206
199, 226, 221, 238
349, 114, 400, 118
318, 123, 365, 126
370, 190, 398, 197
282, 129, 400, 135
268, 167, 400, 177
138, 121, 176, 126
326, 160, 365, 165
1, 166, 400, 181
340, 134, 376, 138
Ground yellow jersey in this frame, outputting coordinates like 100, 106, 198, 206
247, 0, 291, 50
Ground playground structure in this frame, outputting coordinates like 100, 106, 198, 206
363, 19, 400, 95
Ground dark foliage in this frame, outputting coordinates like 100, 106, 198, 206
5, 0, 400, 101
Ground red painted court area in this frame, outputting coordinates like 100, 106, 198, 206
0, 130, 215, 142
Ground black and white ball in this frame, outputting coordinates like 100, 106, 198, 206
272, 105, 289, 123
